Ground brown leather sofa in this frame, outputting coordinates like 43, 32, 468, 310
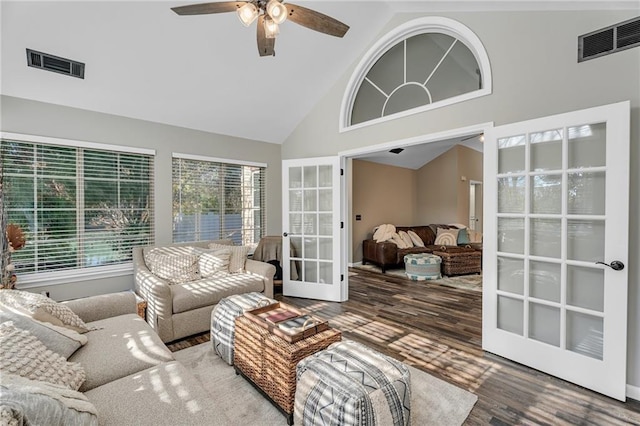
363, 225, 438, 273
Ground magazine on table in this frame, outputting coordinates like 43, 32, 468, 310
264, 309, 299, 324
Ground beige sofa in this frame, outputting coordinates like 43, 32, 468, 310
133, 240, 275, 343
64, 292, 221, 424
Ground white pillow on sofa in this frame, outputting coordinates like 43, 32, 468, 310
373, 224, 396, 243
434, 228, 459, 246
146, 252, 200, 284
208, 244, 250, 273
398, 231, 413, 247
407, 230, 424, 247
193, 248, 231, 277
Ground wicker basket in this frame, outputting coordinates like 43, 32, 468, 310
432, 246, 482, 276
234, 316, 341, 416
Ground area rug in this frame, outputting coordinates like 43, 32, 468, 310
174, 342, 477, 425
352, 263, 483, 292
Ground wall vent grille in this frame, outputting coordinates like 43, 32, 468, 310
579, 16, 640, 62
26, 49, 85, 79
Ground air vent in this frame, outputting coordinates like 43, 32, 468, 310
579, 16, 640, 62
26, 49, 85, 79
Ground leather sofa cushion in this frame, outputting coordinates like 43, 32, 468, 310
171, 274, 264, 314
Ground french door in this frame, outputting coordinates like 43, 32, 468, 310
282, 157, 345, 301
483, 101, 630, 400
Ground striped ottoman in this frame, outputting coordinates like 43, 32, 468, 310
295, 340, 411, 426
404, 253, 442, 281
210, 292, 275, 365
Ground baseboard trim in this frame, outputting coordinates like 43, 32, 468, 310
627, 384, 640, 401
348, 261, 362, 267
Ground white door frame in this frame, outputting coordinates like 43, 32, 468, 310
339, 122, 494, 267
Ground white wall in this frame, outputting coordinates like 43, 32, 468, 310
1, 95, 282, 300
281, 10, 640, 391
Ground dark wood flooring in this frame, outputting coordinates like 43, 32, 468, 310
168, 268, 640, 425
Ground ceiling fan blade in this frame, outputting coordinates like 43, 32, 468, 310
257, 15, 275, 57
286, 3, 349, 38
171, 1, 245, 16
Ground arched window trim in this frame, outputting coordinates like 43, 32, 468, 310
339, 17, 492, 132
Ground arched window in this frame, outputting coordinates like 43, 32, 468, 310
340, 17, 492, 131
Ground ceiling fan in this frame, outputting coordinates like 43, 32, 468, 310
171, 1, 350, 57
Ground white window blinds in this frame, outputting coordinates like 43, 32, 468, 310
172, 155, 266, 246
0, 138, 155, 276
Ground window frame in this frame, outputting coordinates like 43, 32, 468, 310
171, 152, 267, 246
340, 16, 493, 132
0, 132, 155, 288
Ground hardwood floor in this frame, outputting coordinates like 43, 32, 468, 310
168, 268, 640, 425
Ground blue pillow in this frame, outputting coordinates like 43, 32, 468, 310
457, 228, 470, 245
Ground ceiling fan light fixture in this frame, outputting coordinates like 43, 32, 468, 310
237, 2, 258, 27
266, 0, 287, 24
263, 15, 279, 39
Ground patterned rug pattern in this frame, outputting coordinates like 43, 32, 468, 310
351, 263, 483, 292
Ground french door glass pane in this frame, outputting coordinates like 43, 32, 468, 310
319, 189, 332, 211
498, 135, 526, 173
498, 177, 525, 213
498, 296, 523, 335
567, 219, 605, 262
304, 189, 317, 211
318, 213, 332, 236
530, 129, 562, 171
319, 262, 332, 284
318, 165, 332, 187
289, 214, 302, 234
567, 172, 605, 215
530, 261, 561, 303
567, 311, 603, 360
497, 257, 524, 295
305, 260, 318, 282
498, 218, 524, 254
289, 190, 302, 211
304, 237, 318, 259
289, 167, 302, 188
303, 166, 317, 188
529, 302, 560, 347
568, 123, 606, 168
531, 174, 562, 214
319, 238, 332, 260
567, 266, 604, 312
530, 218, 561, 258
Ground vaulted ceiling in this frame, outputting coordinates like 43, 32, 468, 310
1, 1, 633, 146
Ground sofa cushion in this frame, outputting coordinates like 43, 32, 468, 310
84, 361, 219, 425
193, 247, 231, 277
457, 228, 471, 244
0, 290, 90, 333
208, 244, 249, 273
1, 374, 97, 426
146, 252, 200, 284
0, 322, 86, 390
373, 224, 395, 243
69, 314, 174, 392
407, 230, 424, 247
0, 307, 86, 359
434, 228, 459, 246
398, 230, 413, 247
171, 273, 265, 314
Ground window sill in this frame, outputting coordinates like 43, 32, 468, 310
15, 264, 134, 289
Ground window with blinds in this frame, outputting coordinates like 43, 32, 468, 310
1, 138, 154, 276
172, 155, 265, 246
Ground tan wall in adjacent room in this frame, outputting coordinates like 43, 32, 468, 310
457, 146, 484, 230
351, 160, 417, 263
416, 147, 459, 225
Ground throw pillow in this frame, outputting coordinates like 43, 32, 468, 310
0, 322, 86, 391
398, 231, 413, 248
0, 307, 87, 359
0, 374, 97, 426
407, 230, 425, 247
373, 224, 395, 243
193, 248, 231, 277
0, 290, 90, 334
390, 233, 410, 249
457, 228, 471, 245
208, 244, 250, 273
434, 228, 459, 246
146, 253, 200, 284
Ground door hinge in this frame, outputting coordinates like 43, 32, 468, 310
340, 221, 344, 229
341, 274, 344, 281
340, 168, 344, 176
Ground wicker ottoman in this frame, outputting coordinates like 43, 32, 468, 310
432, 246, 482, 276
404, 253, 442, 281
210, 292, 275, 365
295, 340, 411, 426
